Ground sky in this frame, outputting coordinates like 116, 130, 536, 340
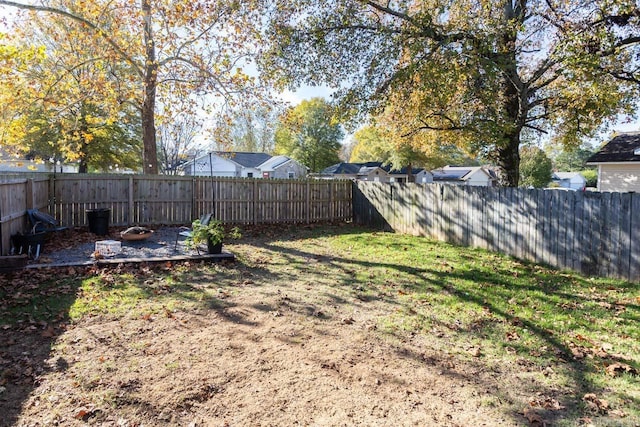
2, 3, 639, 148
278, 85, 336, 106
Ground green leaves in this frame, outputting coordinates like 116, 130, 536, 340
519, 146, 553, 188
275, 97, 343, 172
259, 0, 638, 186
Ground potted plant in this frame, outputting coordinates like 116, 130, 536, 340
187, 218, 241, 254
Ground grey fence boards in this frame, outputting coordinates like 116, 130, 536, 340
353, 182, 639, 282
53, 175, 352, 227
2, 174, 638, 282
0, 175, 352, 256
0, 178, 49, 256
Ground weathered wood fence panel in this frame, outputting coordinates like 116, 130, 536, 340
0, 178, 50, 256
0, 174, 353, 255
0, 180, 28, 256
52, 175, 351, 226
353, 182, 640, 282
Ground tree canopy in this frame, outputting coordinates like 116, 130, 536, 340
519, 146, 553, 188
0, 16, 142, 172
0, 0, 265, 174
259, 0, 639, 186
348, 123, 475, 171
546, 143, 596, 172
274, 98, 343, 172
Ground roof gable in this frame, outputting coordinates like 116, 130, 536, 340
258, 155, 291, 170
320, 162, 425, 176
215, 152, 272, 168
552, 172, 585, 181
432, 166, 492, 181
587, 133, 640, 163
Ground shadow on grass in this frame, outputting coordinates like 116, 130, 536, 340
1, 224, 638, 426
0, 269, 84, 427
251, 233, 639, 425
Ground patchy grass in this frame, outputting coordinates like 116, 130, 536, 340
0, 224, 638, 426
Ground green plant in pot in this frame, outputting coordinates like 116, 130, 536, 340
187, 218, 241, 254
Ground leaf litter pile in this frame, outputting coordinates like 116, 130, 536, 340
0, 224, 638, 426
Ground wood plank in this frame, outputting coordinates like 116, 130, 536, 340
571, 191, 584, 273
630, 193, 640, 282
608, 192, 621, 278
618, 192, 632, 281
583, 192, 600, 277
597, 192, 610, 278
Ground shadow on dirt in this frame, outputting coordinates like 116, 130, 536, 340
0, 267, 86, 426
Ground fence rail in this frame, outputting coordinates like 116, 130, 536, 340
0, 174, 352, 256
353, 182, 640, 282
3, 174, 637, 283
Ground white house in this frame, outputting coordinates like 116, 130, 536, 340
180, 152, 308, 179
431, 166, 496, 186
551, 172, 586, 190
586, 133, 640, 192
317, 162, 433, 183
0, 158, 79, 173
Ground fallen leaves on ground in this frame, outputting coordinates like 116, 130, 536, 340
522, 407, 546, 426
582, 393, 609, 414
605, 362, 638, 377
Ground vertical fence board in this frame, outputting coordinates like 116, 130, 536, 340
571, 192, 584, 273
618, 193, 632, 280
630, 194, 640, 282
2, 174, 639, 281
350, 182, 639, 281
598, 193, 612, 278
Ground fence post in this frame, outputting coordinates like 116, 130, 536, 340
48, 175, 55, 214
128, 176, 134, 225
252, 179, 258, 225
306, 181, 311, 224
191, 177, 196, 221
330, 182, 334, 220
26, 179, 34, 210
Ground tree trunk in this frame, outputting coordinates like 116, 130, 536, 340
142, 83, 158, 174
406, 162, 415, 183
495, 133, 520, 187
78, 110, 89, 173
141, 0, 158, 175
494, 0, 524, 187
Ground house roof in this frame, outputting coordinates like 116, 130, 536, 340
258, 155, 291, 171
432, 169, 469, 181
181, 151, 274, 168
587, 133, 640, 164
214, 152, 273, 168
432, 166, 492, 181
553, 172, 585, 181
321, 162, 362, 175
320, 162, 425, 176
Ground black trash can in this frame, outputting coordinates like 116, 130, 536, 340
87, 208, 110, 235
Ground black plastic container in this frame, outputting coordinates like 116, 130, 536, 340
87, 208, 110, 235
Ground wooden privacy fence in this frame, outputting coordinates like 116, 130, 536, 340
0, 178, 50, 256
0, 174, 352, 255
51, 175, 351, 226
353, 182, 640, 282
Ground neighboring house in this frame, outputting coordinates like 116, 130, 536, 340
317, 162, 433, 183
180, 152, 308, 179
0, 157, 78, 173
586, 132, 640, 192
551, 172, 586, 190
431, 165, 496, 186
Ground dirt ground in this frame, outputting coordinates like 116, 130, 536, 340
0, 227, 581, 426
